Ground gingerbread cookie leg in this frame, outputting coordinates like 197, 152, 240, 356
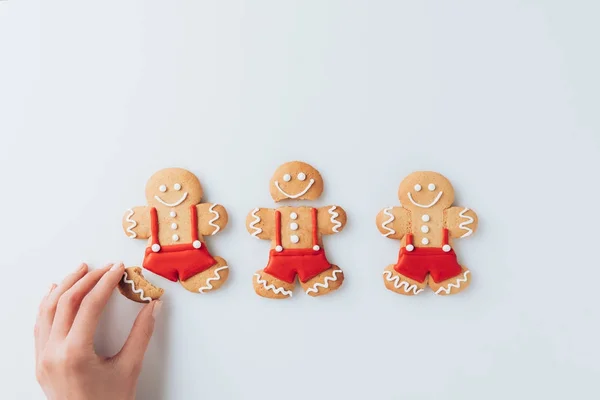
300, 265, 344, 297
118, 267, 164, 303
382, 264, 427, 296
253, 270, 295, 299
179, 257, 230, 294
428, 266, 471, 296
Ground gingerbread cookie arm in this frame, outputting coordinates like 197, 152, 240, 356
445, 206, 478, 239
246, 208, 276, 240
317, 205, 347, 235
375, 206, 410, 240
196, 203, 228, 236
122, 206, 151, 239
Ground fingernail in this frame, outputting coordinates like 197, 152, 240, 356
47, 284, 57, 295
110, 262, 124, 271
75, 263, 87, 273
152, 301, 162, 319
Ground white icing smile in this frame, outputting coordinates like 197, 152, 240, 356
274, 179, 315, 199
154, 192, 188, 207
407, 191, 443, 208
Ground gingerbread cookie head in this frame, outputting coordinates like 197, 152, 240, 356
398, 171, 455, 211
269, 161, 324, 202
145, 168, 203, 209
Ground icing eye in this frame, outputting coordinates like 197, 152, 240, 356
174, 183, 182, 191
428, 183, 436, 191
283, 174, 291, 182
297, 172, 306, 181
414, 184, 422, 192
159, 185, 167, 192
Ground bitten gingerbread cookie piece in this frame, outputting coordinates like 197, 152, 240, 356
121, 168, 229, 300
118, 267, 164, 303
248, 161, 346, 299
376, 171, 478, 296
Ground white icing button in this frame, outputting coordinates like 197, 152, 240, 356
193, 240, 202, 249
421, 225, 429, 233
174, 183, 182, 191
297, 172, 306, 181
443, 244, 452, 252
414, 184, 422, 192
275, 245, 283, 252
170, 210, 177, 217
422, 214, 430, 222
159, 185, 167, 192
151, 244, 161, 252
313, 245, 320, 251
290, 222, 299, 230
421, 238, 429, 245
290, 235, 299, 243
406, 244, 414, 252
283, 174, 291, 182
171, 223, 178, 230
172, 234, 179, 241
428, 183, 436, 191
290, 212, 298, 220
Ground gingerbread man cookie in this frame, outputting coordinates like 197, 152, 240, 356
376, 171, 478, 296
247, 161, 346, 299
120, 168, 229, 301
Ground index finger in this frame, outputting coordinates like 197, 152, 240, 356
67, 263, 125, 346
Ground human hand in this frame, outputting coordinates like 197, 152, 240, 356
35, 262, 162, 400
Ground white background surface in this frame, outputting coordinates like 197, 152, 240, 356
1, 1, 599, 399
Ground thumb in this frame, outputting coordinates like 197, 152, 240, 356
115, 300, 161, 371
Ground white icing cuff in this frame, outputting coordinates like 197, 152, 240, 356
151, 244, 161, 252
275, 245, 283, 252
442, 244, 452, 252
193, 240, 202, 249
406, 244, 414, 252
313, 245, 320, 251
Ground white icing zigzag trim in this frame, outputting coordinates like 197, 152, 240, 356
254, 273, 293, 297
407, 191, 443, 208
198, 265, 228, 293
458, 208, 474, 238
382, 270, 424, 295
122, 271, 152, 302
274, 179, 315, 199
435, 270, 470, 295
328, 206, 342, 233
154, 192, 188, 207
381, 207, 396, 237
249, 208, 262, 238
208, 203, 221, 235
305, 269, 343, 294
125, 209, 137, 238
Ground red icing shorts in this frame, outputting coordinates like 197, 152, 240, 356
143, 244, 217, 282
394, 247, 462, 283
264, 248, 332, 283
